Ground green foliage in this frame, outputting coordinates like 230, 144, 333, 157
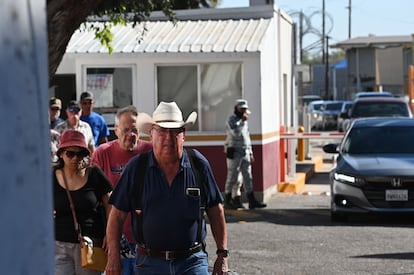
88, 23, 119, 54
83, 0, 220, 54
87, 0, 213, 53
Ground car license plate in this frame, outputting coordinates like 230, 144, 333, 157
385, 190, 408, 201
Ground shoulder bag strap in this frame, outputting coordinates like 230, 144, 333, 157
134, 152, 149, 245
186, 149, 206, 245
61, 169, 82, 242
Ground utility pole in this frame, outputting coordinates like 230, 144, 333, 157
347, 0, 352, 39
300, 11, 304, 63
322, 0, 326, 63
325, 35, 330, 99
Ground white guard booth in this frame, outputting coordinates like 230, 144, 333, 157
56, 3, 294, 201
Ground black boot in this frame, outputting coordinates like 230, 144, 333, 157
231, 196, 246, 210
247, 192, 267, 209
223, 193, 236, 209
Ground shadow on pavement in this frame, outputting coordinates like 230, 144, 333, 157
351, 252, 414, 260
221, 208, 414, 228
306, 172, 330, 185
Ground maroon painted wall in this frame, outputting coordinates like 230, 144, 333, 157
186, 139, 280, 192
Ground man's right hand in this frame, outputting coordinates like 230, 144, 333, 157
105, 258, 122, 275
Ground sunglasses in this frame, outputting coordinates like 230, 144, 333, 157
152, 126, 185, 137
64, 150, 88, 159
68, 108, 81, 113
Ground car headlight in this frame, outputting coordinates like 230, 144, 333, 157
334, 172, 365, 186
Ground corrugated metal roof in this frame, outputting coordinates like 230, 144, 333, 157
331, 35, 412, 49
66, 18, 271, 54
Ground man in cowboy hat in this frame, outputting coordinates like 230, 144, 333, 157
106, 102, 229, 275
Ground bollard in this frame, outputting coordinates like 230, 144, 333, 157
297, 126, 305, 161
305, 105, 312, 159
279, 125, 285, 182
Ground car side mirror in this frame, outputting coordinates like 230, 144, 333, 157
323, 143, 339, 154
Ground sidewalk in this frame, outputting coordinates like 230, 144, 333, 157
300, 157, 332, 195
221, 159, 332, 227
276, 155, 332, 195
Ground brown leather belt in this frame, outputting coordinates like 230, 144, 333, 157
136, 243, 203, 260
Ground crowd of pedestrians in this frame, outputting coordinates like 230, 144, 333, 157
50, 94, 262, 274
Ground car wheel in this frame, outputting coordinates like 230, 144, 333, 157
331, 211, 348, 222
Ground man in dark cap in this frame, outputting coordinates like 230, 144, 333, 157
79, 91, 110, 146
223, 99, 266, 210
49, 97, 64, 129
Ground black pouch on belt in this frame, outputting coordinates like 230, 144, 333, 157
226, 147, 235, 159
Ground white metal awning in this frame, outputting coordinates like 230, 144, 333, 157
66, 18, 271, 54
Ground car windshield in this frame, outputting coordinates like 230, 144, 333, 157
342, 126, 414, 154
310, 103, 323, 111
352, 102, 409, 118
325, 102, 343, 111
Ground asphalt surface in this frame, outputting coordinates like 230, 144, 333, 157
205, 139, 414, 274
205, 140, 336, 274
204, 158, 334, 274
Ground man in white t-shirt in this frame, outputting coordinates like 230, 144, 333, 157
54, 100, 95, 153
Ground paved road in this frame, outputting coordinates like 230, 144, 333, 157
206, 190, 414, 275
204, 137, 414, 275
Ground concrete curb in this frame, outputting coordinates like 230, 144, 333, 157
277, 156, 324, 193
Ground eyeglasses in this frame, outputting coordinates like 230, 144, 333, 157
152, 126, 184, 137
65, 150, 88, 159
68, 108, 81, 113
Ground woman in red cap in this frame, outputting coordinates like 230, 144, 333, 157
53, 130, 112, 275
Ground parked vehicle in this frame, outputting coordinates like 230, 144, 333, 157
341, 97, 412, 131
354, 91, 394, 98
323, 117, 414, 222
337, 101, 353, 132
315, 101, 343, 130
307, 100, 325, 130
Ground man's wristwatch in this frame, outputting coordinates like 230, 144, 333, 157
216, 248, 229, 257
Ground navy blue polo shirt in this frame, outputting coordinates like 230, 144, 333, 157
109, 149, 223, 251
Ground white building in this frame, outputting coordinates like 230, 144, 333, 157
54, 2, 294, 200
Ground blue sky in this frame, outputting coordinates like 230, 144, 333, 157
218, 0, 414, 48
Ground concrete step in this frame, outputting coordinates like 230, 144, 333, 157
277, 156, 332, 193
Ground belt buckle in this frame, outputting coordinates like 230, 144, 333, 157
165, 250, 173, 260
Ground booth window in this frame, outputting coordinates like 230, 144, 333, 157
86, 67, 133, 112
157, 63, 242, 132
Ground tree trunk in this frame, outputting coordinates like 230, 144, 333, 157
47, 0, 102, 83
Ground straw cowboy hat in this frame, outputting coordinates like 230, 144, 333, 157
138, 101, 197, 134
